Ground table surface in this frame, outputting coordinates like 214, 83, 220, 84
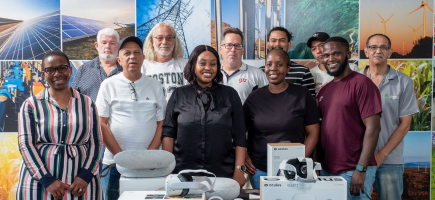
118, 189, 261, 200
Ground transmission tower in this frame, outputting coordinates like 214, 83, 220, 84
137, 0, 193, 57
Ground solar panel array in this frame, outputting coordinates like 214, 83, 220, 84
62, 15, 106, 40
0, 10, 61, 60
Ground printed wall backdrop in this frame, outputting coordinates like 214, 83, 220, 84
0, 0, 434, 199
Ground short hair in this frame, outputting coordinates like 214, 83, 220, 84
184, 45, 223, 85
266, 48, 291, 68
97, 28, 120, 43
220, 27, 244, 45
366, 33, 391, 47
324, 37, 350, 52
143, 22, 184, 62
42, 51, 70, 70
268, 27, 293, 42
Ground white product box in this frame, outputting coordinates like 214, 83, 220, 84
119, 176, 167, 194
260, 176, 347, 200
267, 143, 305, 176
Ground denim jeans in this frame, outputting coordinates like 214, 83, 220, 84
248, 169, 267, 189
320, 166, 376, 200
100, 164, 120, 200
375, 164, 404, 200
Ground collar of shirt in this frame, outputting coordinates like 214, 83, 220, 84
362, 64, 398, 84
221, 63, 247, 78
39, 88, 80, 100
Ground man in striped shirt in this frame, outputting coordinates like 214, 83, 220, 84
260, 27, 316, 97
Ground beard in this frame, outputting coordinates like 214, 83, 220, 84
155, 44, 174, 57
326, 57, 348, 77
99, 51, 117, 61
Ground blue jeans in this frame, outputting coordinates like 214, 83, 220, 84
320, 166, 376, 200
248, 169, 267, 189
100, 164, 120, 200
375, 164, 404, 200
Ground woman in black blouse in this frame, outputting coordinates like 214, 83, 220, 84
162, 45, 247, 186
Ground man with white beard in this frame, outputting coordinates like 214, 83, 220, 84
72, 28, 122, 102
142, 22, 187, 101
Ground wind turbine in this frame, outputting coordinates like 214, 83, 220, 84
377, 13, 394, 34
408, 24, 423, 44
409, 0, 433, 37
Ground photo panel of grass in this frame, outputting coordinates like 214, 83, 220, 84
360, 60, 432, 131
0, 133, 21, 199
400, 131, 430, 200
61, 0, 136, 60
284, 0, 359, 59
360, 0, 433, 59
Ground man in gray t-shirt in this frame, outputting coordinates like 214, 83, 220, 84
361, 34, 419, 200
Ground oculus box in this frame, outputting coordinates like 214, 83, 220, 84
260, 176, 347, 200
267, 143, 305, 176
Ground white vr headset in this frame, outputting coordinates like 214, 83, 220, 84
165, 169, 216, 197
279, 157, 322, 183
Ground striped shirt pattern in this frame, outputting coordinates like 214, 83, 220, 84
17, 88, 102, 200
285, 61, 316, 97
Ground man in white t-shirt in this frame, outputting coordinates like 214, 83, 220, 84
142, 22, 187, 101
307, 32, 359, 96
219, 27, 268, 103
96, 36, 166, 200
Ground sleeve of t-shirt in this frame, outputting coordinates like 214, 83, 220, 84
302, 69, 316, 97
304, 90, 320, 126
230, 88, 247, 148
155, 84, 167, 121
399, 75, 420, 117
95, 81, 111, 118
162, 88, 179, 139
357, 79, 382, 120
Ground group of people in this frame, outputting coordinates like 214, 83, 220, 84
16, 21, 419, 200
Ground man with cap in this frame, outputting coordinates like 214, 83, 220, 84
307, 32, 359, 96
96, 36, 166, 200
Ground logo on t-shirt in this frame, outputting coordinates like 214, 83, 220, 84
318, 96, 323, 102
146, 97, 150, 100
239, 78, 247, 83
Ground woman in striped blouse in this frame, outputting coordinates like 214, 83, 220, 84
16, 51, 102, 200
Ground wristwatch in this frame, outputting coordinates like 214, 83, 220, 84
236, 165, 246, 173
356, 164, 367, 172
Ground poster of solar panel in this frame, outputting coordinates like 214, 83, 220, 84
0, 0, 60, 60
61, 0, 136, 60
136, 0, 211, 58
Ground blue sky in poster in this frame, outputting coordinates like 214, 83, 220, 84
211, 0, 239, 28
0, 0, 59, 20
136, 0, 159, 26
403, 131, 431, 163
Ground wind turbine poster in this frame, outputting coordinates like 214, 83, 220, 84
360, 0, 433, 58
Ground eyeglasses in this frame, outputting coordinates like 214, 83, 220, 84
153, 36, 175, 42
367, 45, 390, 52
221, 43, 243, 50
44, 64, 70, 75
128, 82, 138, 101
